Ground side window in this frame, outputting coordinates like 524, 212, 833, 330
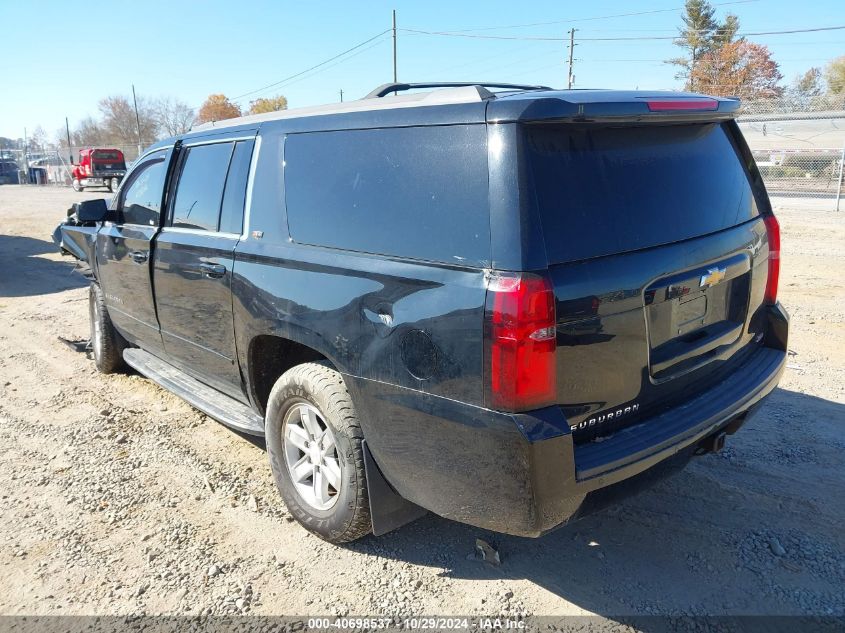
119, 153, 167, 226
284, 125, 490, 265
170, 142, 233, 231
219, 140, 254, 234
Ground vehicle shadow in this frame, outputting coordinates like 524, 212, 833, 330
348, 388, 845, 619
0, 234, 87, 297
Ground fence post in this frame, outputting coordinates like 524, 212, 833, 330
837, 142, 845, 213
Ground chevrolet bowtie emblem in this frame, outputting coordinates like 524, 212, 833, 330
700, 267, 727, 288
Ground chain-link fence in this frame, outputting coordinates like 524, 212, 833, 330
7, 143, 149, 187
738, 100, 845, 212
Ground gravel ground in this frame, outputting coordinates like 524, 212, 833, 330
0, 185, 843, 622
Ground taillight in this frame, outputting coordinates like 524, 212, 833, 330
83, 164, 91, 176
764, 214, 780, 305
487, 272, 556, 412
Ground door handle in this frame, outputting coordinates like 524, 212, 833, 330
200, 262, 226, 279
130, 250, 148, 264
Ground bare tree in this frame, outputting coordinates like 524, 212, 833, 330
72, 117, 108, 149
98, 95, 158, 145
28, 126, 49, 151
153, 97, 196, 136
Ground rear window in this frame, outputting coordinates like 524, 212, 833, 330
284, 125, 490, 266
525, 123, 759, 264
93, 150, 121, 161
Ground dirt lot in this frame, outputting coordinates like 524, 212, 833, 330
0, 185, 843, 622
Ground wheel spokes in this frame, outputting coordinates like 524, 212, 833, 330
322, 456, 342, 490
286, 424, 310, 452
320, 431, 336, 455
291, 455, 312, 484
313, 467, 331, 505
283, 403, 342, 510
301, 406, 322, 438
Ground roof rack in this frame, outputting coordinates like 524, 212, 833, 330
364, 82, 552, 99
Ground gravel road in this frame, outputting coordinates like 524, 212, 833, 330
0, 185, 843, 622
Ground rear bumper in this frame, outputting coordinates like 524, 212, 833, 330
348, 303, 788, 537
79, 175, 123, 186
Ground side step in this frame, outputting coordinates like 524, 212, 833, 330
123, 348, 265, 436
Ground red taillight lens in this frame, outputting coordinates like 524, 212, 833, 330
646, 98, 718, 111
488, 272, 556, 411
764, 214, 780, 305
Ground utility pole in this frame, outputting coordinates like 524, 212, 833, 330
65, 117, 72, 166
339, 89, 344, 103
132, 84, 143, 157
392, 9, 398, 83
567, 28, 576, 89
23, 127, 29, 174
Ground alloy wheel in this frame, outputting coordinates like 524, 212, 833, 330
282, 403, 342, 510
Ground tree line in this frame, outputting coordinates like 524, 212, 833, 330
0, 92, 288, 156
670, 0, 845, 105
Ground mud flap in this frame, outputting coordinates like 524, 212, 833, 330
362, 440, 427, 536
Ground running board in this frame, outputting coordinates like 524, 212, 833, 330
123, 348, 265, 436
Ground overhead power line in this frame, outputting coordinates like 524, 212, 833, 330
429, 0, 760, 33
236, 38, 389, 103
399, 24, 845, 42
231, 29, 391, 102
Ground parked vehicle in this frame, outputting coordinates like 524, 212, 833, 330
0, 159, 20, 185
71, 148, 126, 192
55, 83, 788, 544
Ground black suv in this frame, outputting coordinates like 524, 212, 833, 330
56, 83, 788, 544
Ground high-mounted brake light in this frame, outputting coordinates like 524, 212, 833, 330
487, 272, 556, 412
763, 214, 780, 305
646, 98, 719, 112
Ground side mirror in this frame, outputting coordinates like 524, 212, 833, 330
74, 198, 110, 223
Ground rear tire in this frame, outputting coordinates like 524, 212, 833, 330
108, 177, 120, 193
265, 362, 371, 543
72, 179, 82, 192
89, 283, 126, 374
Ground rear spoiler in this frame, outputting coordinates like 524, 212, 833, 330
488, 94, 741, 124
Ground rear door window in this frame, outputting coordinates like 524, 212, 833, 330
218, 140, 254, 235
525, 123, 759, 264
171, 142, 234, 231
284, 125, 490, 266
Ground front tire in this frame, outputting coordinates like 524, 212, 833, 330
266, 362, 371, 543
89, 283, 126, 373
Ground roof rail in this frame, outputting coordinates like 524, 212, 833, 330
364, 82, 552, 99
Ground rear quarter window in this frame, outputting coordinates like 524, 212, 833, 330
526, 122, 759, 264
283, 125, 490, 266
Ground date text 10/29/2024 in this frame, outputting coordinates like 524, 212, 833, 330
307, 618, 527, 630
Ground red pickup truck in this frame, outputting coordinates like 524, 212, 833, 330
72, 148, 126, 192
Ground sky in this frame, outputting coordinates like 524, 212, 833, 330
0, 0, 843, 140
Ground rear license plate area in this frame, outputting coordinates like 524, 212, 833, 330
676, 294, 707, 335
645, 253, 751, 379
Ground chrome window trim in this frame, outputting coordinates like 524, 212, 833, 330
159, 226, 241, 239
240, 135, 262, 241
182, 135, 255, 148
